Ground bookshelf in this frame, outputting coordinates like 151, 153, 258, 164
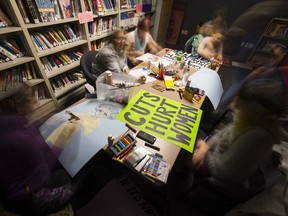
247, 17, 288, 68
0, 0, 161, 121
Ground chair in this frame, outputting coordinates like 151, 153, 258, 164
80, 50, 98, 87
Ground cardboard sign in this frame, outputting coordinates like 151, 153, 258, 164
116, 90, 202, 152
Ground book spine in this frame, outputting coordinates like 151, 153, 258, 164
25, 62, 33, 80
23, 0, 40, 23
0, 45, 17, 60
31, 34, 43, 51
3, 40, 24, 57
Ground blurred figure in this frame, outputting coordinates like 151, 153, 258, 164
197, 31, 224, 61
126, 15, 162, 66
199, 7, 228, 37
0, 84, 82, 215
188, 76, 287, 214
91, 29, 130, 79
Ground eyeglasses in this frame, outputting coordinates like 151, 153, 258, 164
115, 37, 126, 43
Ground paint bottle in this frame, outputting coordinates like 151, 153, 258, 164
105, 71, 113, 85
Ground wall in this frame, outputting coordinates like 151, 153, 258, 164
165, 0, 288, 63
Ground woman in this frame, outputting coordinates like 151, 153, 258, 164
0, 84, 82, 215
91, 29, 130, 80
197, 31, 224, 61
126, 16, 162, 66
190, 76, 287, 204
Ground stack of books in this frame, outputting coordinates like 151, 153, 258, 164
0, 38, 26, 63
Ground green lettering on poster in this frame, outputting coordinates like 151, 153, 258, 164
116, 90, 202, 152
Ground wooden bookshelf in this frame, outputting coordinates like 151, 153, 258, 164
247, 17, 288, 68
0, 0, 161, 121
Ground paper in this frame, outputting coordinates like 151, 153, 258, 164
129, 68, 156, 83
116, 90, 202, 153
39, 100, 127, 177
135, 53, 173, 67
187, 68, 223, 109
78, 11, 93, 24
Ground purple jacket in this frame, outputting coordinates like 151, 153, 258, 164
0, 113, 59, 205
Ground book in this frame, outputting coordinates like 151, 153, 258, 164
52, 0, 61, 20
58, 0, 74, 18
0, 45, 18, 60
0, 9, 13, 26
22, 0, 41, 23
34, 0, 56, 22
3, 40, 24, 57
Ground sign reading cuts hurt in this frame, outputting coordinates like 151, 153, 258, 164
116, 90, 202, 152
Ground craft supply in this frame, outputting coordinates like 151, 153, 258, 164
109, 131, 137, 156
145, 143, 160, 151
105, 71, 113, 85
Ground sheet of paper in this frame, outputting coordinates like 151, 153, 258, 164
136, 53, 173, 67
129, 68, 156, 83
187, 68, 223, 109
39, 100, 127, 177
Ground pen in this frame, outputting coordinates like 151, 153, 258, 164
145, 143, 160, 151
178, 91, 182, 100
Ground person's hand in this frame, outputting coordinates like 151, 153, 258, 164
138, 75, 146, 84
123, 66, 130, 74
192, 139, 209, 168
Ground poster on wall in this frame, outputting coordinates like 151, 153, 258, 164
165, 10, 185, 45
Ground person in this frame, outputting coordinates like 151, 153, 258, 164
126, 15, 162, 66
197, 31, 224, 61
187, 76, 287, 213
91, 28, 130, 80
0, 84, 83, 215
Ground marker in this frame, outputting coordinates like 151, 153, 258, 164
145, 143, 160, 151
119, 145, 134, 159
125, 123, 137, 133
178, 91, 182, 100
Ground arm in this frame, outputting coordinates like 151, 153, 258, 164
197, 37, 215, 59
146, 35, 162, 54
206, 128, 273, 184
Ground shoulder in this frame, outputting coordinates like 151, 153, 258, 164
145, 32, 153, 41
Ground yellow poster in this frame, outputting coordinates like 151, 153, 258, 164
116, 90, 202, 152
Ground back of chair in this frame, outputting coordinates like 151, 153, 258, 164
80, 50, 98, 87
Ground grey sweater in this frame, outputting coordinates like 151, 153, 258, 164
205, 124, 282, 201
91, 43, 128, 80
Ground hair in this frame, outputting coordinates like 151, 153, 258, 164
108, 28, 126, 43
233, 76, 287, 137
137, 16, 149, 32
13, 84, 35, 113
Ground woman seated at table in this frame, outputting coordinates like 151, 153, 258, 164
187, 74, 287, 213
91, 29, 130, 80
197, 31, 224, 61
126, 15, 162, 66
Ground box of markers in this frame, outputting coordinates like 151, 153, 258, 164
110, 131, 137, 156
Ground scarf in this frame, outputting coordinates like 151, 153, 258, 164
134, 29, 146, 52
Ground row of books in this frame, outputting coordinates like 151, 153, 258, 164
120, 0, 136, 9
266, 22, 288, 39
257, 40, 287, 56
88, 16, 117, 37
0, 8, 13, 28
0, 37, 26, 63
85, 0, 117, 14
50, 72, 81, 92
91, 39, 108, 50
120, 12, 141, 30
0, 62, 38, 92
41, 50, 83, 74
30, 24, 81, 52
16, 0, 82, 24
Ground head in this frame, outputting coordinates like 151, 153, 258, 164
211, 32, 224, 45
233, 76, 287, 134
110, 28, 127, 53
13, 84, 37, 115
137, 16, 150, 39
